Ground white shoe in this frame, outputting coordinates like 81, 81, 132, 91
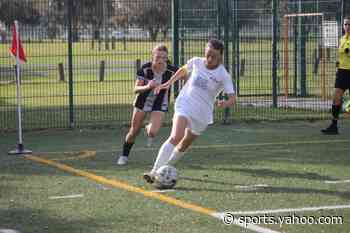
117, 156, 128, 165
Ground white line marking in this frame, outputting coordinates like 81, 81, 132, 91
234, 184, 269, 189
0, 230, 21, 233
218, 204, 350, 215
150, 189, 176, 193
211, 213, 281, 233
48, 194, 84, 200
325, 179, 350, 184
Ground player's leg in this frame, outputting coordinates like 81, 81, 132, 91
145, 111, 165, 147
117, 108, 146, 165
167, 116, 207, 166
167, 128, 198, 166
143, 114, 188, 183
151, 114, 187, 172
322, 88, 344, 135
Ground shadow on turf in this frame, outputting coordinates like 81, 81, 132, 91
220, 167, 336, 181
0, 208, 101, 233
174, 185, 350, 199
180, 176, 248, 186
175, 168, 350, 199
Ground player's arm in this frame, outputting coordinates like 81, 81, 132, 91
133, 79, 158, 94
217, 93, 236, 108
154, 66, 188, 94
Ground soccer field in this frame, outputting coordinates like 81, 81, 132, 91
1, 120, 350, 233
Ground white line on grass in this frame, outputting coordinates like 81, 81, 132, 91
150, 189, 176, 193
325, 179, 350, 184
48, 194, 84, 200
0, 229, 21, 233
217, 204, 350, 215
234, 184, 269, 190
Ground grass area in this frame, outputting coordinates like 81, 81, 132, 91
1, 120, 350, 233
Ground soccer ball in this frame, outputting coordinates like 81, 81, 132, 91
154, 165, 177, 189
342, 98, 350, 115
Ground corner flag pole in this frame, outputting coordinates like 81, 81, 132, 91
8, 20, 32, 155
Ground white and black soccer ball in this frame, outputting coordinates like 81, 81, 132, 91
154, 165, 177, 189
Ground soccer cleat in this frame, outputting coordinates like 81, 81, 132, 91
321, 123, 339, 135
117, 155, 128, 165
143, 171, 155, 184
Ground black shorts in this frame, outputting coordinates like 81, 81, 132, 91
335, 69, 350, 90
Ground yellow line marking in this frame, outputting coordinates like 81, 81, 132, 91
32, 150, 96, 161
51, 150, 96, 161
24, 154, 279, 233
24, 155, 214, 215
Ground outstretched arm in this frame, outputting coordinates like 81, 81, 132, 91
154, 66, 188, 94
133, 79, 158, 94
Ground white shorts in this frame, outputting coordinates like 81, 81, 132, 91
174, 102, 208, 135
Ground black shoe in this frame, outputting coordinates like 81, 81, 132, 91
143, 172, 155, 184
321, 124, 339, 135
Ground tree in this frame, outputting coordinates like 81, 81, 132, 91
0, 0, 41, 27
47, 0, 115, 41
115, 0, 171, 41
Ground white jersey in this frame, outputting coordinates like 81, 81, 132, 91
175, 57, 235, 124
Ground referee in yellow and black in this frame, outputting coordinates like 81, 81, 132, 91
322, 16, 350, 134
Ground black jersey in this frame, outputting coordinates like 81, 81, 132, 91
133, 62, 178, 112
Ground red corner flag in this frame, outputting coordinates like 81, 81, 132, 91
10, 21, 26, 63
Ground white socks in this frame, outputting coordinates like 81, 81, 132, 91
167, 148, 185, 166
151, 140, 175, 173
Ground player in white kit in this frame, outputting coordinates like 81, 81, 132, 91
144, 39, 236, 183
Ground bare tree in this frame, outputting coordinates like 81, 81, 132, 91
115, 0, 171, 41
0, 0, 41, 27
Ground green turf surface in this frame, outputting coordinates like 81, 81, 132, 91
1, 120, 350, 233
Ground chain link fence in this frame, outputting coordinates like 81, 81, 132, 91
0, 0, 348, 130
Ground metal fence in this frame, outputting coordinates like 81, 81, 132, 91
0, 0, 348, 131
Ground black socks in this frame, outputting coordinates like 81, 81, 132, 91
122, 141, 134, 157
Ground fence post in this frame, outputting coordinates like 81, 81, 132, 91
240, 59, 245, 76
111, 37, 116, 50
232, 0, 240, 96
136, 59, 141, 72
172, 0, 180, 98
67, 0, 74, 128
272, 0, 278, 107
223, 0, 230, 124
58, 63, 65, 81
99, 61, 105, 82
